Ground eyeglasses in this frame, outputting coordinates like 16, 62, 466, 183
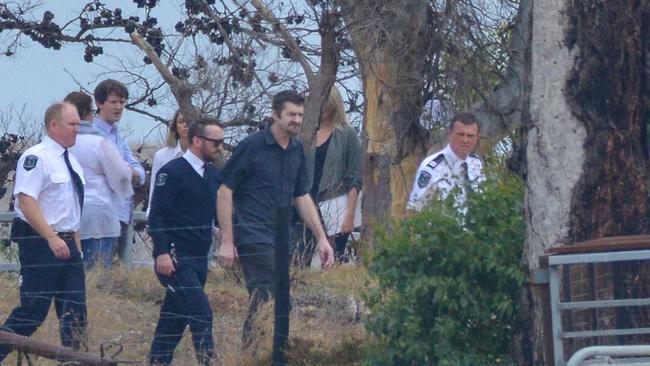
198, 135, 224, 147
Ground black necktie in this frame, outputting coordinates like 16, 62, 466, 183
64, 149, 84, 210
461, 162, 472, 193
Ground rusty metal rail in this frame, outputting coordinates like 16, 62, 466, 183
0, 330, 118, 366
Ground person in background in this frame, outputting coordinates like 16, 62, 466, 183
65, 91, 133, 269
295, 87, 362, 266
148, 119, 224, 365
0, 102, 87, 361
92, 79, 145, 263
407, 111, 485, 212
147, 110, 189, 217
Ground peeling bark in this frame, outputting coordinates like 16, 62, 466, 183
526, 0, 650, 364
339, 0, 432, 232
566, 0, 648, 240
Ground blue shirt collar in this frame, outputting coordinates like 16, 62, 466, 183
93, 116, 117, 135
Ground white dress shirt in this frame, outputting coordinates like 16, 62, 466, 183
14, 135, 86, 232
147, 142, 184, 217
407, 145, 485, 212
183, 149, 205, 177
93, 116, 145, 223
70, 131, 134, 239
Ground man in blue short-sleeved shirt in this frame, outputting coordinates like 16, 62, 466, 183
217, 90, 334, 347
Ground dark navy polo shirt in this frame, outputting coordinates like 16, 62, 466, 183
219, 127, 310, 246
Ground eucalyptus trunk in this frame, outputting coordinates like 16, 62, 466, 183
525, 0, 649, 363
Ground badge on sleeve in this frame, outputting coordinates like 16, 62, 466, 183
155, 173, 168, 186
23, 155, 38, 171
417, 171, 432, 188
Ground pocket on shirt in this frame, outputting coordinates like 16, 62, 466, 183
48, 173, 73, 208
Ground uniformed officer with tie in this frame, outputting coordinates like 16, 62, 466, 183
407, 112, 485, 212
148, 118, 224, 366
0, 102, 87, 361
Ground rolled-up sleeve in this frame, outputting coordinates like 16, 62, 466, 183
118, 136, 145, 186
99, 139, 134, 199
343, 127, 362, 192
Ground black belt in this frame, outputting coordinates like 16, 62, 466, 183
11, 218, 76, 241
57, 231, 76, 241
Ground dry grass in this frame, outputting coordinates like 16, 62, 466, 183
0, 263, 367, 365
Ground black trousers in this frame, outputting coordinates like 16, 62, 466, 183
149, 253, 214, 365
0, 223, 87, 361
238, 243, 276, 347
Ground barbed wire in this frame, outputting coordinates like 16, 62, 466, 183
0, 216, 368, 364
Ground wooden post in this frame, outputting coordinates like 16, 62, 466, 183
0, 330, 117, 365
272, 206, 291, 366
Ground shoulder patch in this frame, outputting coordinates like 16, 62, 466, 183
417, 171, 432, 189
426, 154, 445, 170
23, 155, 38, 171
155, 173, 168, 186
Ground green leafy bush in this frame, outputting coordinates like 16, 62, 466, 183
364, 164, 526, 365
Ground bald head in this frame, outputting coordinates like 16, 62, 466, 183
45, 102, 81, 148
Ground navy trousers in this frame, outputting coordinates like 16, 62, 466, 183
149, 253, 214, 365
0, 234, 87, 361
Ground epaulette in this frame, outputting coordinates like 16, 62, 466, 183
426, 153, 445, 170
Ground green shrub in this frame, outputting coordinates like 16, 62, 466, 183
364, 163, 526, 365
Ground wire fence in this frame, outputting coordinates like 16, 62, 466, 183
0, 210, 367, 366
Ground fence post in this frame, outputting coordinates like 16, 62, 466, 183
123, 221, 134, 270
272, 206, 291, 366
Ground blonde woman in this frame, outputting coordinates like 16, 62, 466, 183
147, 111, 189, 217
300, 87, 362, 264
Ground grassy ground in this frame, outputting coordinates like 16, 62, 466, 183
0, 263, 367, 365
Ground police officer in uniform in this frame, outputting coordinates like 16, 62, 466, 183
148, 119, 224, 366
407, 112, 485, 212
0, 102, 87, 361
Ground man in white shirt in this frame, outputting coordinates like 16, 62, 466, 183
407, 112, 485, 212
0, 102, 87, 361
65, 91, 134, 269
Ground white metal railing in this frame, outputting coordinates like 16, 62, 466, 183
548, 250, 650, 365
566, 345, 650, 365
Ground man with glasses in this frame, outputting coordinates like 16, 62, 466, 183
148, 118, 224, 366
92, 79, 145, 264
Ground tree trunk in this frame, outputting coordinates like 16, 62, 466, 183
339, 0, 432, 238
526, 0, 649, 364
